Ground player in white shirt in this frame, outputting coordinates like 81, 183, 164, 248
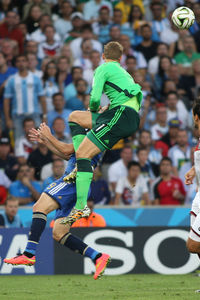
186, 98, 200, 257
115, 161, 150, 206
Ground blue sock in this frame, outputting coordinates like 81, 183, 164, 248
59, 233, 101, 261
24, 212, 47, 257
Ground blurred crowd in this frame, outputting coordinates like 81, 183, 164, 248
0, 0, 199, 214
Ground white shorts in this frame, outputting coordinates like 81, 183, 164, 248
189, 191, 200, 242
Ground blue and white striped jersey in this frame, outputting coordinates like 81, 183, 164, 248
4, 72, 45, 115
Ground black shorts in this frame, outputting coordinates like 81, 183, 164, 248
88, 105, 140, 151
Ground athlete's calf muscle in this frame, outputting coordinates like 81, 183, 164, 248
52, 218, 70, 241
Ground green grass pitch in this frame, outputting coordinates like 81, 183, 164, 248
1, 274, 200, 300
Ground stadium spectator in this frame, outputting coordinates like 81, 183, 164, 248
125, 55, 137, 78
127, 4, 144, 30
119, 34, 147, 73
154, 55, 172, 99
23, 0, 51, 21
47, 92, 72, 136
27, 53, 43, 79
92, 6, 112, 45
28, 143, 53, 180
135, 24, 159, 62
0, 170, 11, 204
115, 161, 150, 206
0, 137, 19, 181
52, 117, 71, 143
166, 91, 190, 128
150, 2, 169, 37
0, 11, 24, 53
64, 66, 83, 102
168, 129, 191, 177
0, 52, 17, 123
15, 117, 36, 165
136, 147, 157, 182
136, 130, 162, 165
4, 55, 46, 139
25, 40, 38, 56
0, 39, 17, 67
175, 35, 200, 75
83, 0, 113, 22
151, 105, 168, 141
70, 24, 102, 59
57, 56, 72, 91
73, 39, 93, 70
90, 167, 111, 205
24, 4, 42, 34
72, 198, 106, 227
188, 2, 200, 35
30, 14, 61, 43
109, 25, 121, 43
151, 157, 186, 205
54, 0, 73, 39
66, 78, 88, 111
9, 164, 42, 205
108, 145, 133, 192
113, 8, 123, 26
42, 61, 59, 112
38, 25, 62, 60
64, 12, 85, 44
0, 0, 14, 21
83, 50, 101, 86
115, 0, 144, 24
148, 42, 169, 77
0, 196, 22, 228
155, 118, 179, 157
160, 15, 179, 46
43, 158, 65, 189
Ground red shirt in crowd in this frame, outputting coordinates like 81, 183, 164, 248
0, 23, 24, 53
152, 176, 186, 205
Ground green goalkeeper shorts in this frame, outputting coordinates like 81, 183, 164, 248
88, 105, 140, 151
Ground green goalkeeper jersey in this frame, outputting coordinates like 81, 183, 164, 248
89, 61, 143, 112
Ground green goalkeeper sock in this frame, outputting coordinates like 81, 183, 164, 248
75, 158, 93, 210
69, 122, 86, 152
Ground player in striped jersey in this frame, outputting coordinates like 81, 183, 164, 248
186, 98, 200, 258
4, 123, 110, 280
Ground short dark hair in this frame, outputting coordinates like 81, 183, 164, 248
15, 55, 27, 62
71, 66, 83, 75
104, 41, 123, 61
166, 91, 178, 99
126, 55, 136, 62
160, 157, 172, 165
141, 24, 152, 31
5, 196, 18, 206
44, 24, 55, 32
52, 92, 63, 101
52, 116, 65, 125
140, 129, 151, 136
39, 14, 51, 23
75, 78, 87, 87
136, 147, 148, 155
81, 24, 93, 32
23, 117, 34, 127
121, 145, 132, 152
127, 161, 141, 170
193, 97, 200, 118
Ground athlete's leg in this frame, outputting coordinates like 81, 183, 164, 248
53, 218, 111, 280
4, 193, 59, 265
68, 111, 92, 152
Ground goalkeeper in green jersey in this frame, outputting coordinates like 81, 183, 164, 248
61, 41, 143, 225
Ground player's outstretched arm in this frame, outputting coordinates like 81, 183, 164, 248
29, 126, 74, 160
185, 166, 196, 185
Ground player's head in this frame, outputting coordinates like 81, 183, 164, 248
192, 97, 200, 129
103, 41, 123, 62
